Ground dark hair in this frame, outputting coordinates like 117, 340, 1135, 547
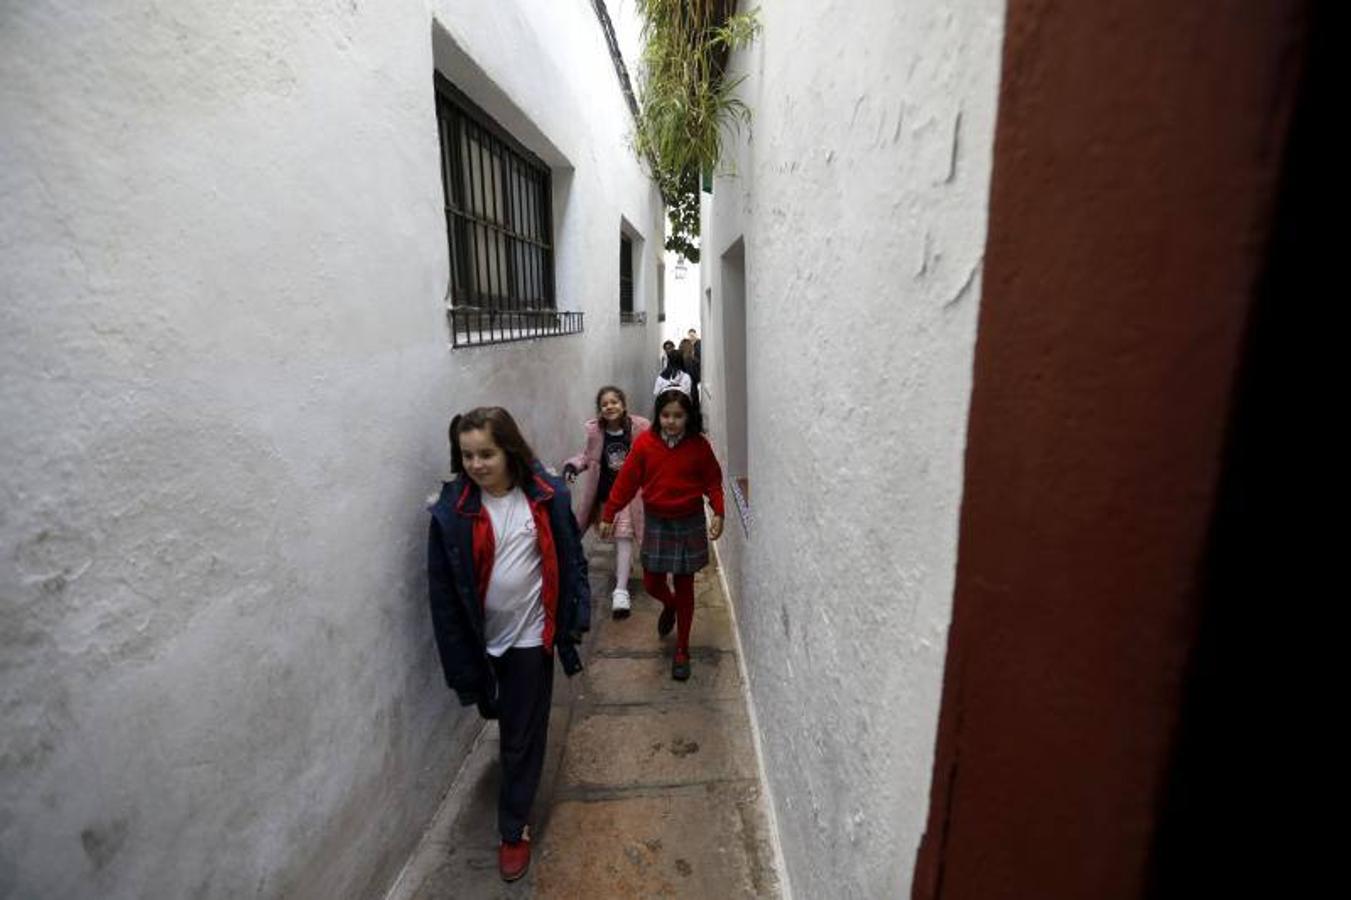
662, 340, 675, 351
595, 385, 632, 438
449, 406, 537, 490
652, 388, 703, 436
661, 348, 686, 379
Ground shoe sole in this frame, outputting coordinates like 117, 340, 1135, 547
657, 612, 675, 637
612, 609, 631, 619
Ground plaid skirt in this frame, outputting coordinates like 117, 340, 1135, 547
641, 512, 708, 574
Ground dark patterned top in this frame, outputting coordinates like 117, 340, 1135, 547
595, 427, 629, 507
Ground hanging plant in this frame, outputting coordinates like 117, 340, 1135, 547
633, 0, 760, 264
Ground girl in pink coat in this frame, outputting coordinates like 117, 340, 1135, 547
562, 386, 647, 618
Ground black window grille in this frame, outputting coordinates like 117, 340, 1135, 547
435, 75, 581, 347
658, 266, 666, 322
620, 234, 641, 323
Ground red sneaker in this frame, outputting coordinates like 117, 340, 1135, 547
499, 836, 530, 882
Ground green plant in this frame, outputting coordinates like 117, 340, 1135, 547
633, 1, 760, 263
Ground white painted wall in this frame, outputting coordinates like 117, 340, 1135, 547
661, 247, 702, 346
699, 1, 1007, 895
604, 0, 647, 83
0, 1, 662, 897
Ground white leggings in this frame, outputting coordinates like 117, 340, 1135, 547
614, 537, 634, 592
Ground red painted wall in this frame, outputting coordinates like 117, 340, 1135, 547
913, 2, 1306, 897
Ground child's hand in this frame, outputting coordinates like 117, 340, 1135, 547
599, 521, 615, 539
562, 463, 579, 484
708, 515, 723, 541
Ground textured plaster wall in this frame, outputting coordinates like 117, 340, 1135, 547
699, 1, 1006, 896
0, 1, 661, 897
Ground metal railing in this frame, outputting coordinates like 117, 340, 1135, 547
620, 310, 647, 325
449, 308, 584, 348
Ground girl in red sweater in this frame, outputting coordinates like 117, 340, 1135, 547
601, 388, 724, 680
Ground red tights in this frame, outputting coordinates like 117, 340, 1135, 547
643, 571, 695, 656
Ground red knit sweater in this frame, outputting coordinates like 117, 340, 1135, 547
602, 429, 725, 521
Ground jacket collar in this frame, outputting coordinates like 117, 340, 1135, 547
524, 464, 557, 502
451, 464, 555, 517
452, 478, 482, 517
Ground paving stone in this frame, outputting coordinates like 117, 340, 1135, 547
533, 782, 779, 899
645, 569, 726, 609
592, 601, 739, 655
406, 852, 517, 900
690, 605, 739, 652
559, 705, 755, 788
582, 650, 743, 706
693, 569, 725, 608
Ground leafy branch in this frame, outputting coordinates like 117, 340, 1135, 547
633, 1, 760, 263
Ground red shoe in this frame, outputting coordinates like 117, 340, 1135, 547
499, 836, 530, 882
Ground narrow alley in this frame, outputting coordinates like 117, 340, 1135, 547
388, 543, 780, 899
2, 1, 1325, 897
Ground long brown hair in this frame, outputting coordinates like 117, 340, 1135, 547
679, 338, 695, 368
449, 407, 537, 490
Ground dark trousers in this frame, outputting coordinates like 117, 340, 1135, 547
489, 646, 554, 842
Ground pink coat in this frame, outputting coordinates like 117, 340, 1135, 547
563, 416, 648, 544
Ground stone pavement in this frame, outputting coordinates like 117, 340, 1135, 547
386, 543, 781, 899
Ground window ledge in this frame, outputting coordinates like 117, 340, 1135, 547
448, 308, 583, 348
620, 311, 648, 326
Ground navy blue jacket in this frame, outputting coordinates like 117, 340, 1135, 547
427, 464, 590, 706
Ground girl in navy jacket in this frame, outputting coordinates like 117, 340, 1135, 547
427, 406, 590, 882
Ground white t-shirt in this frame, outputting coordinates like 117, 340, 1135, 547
480, 487, 545, 657
653, 370, 692, 397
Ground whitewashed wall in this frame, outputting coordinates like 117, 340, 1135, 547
0, 1, 662, 897
661, 247, 701, 346
699, 1, 1007, 896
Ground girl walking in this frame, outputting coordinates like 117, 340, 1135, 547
427, 407, 590, 882
653, 347, 692, 398
601, 388, 724, 680
678, 337, 702, 413
562, 386, 648, 619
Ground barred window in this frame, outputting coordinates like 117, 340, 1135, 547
620, 234, 635, 322
434, 75, 580, 346
619, 231, 646, 325
657, 263, 666, 323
